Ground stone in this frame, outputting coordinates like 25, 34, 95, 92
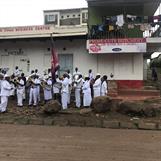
117, 101, 144, 116
43, 100, 61, 115
117, 101, 161, 117
91, 96, 112, 113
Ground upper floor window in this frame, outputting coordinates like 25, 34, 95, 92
82, 12, 88, 24
47, 14, 56, 22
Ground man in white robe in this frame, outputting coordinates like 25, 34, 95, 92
93, 73, 101, 97
61, 73, 69, 110
43, 77, 52, 103
101, 75, 108, 96
82, 76, 92, 107
0, 75, 12, 113
75, 75, 83, 108
28, 75, 37, 107
16, 76, 25, 107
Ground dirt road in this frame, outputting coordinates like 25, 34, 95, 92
0, 125, 161, 161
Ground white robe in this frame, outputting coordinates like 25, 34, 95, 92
82, 80, 92, 107
61, 77, 69, 109
0, 80, 12, 112
93, 78, 101, 97
75, 78, 83, 108
101, 81, 108, 96
17, 79, 24, 106
44, 79, 52, 101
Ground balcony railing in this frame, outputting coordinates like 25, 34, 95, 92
88, 25, 142, 39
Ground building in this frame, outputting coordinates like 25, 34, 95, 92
0, 3, 161, 89
0, 8, 88, 76
86, 0, 161, 89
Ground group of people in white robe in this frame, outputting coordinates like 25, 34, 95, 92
0, 66, 108, 113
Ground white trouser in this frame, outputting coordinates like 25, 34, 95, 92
37, 86, 40, 102
17, 89, 23, 106
23, 86, 26, 99
68, 91, 71, 104
61, 92, 68, 110
0, 96, 8, 112
75, 89, 81, 108
29, 88, 37, 106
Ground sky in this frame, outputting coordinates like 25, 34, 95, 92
0, 0, 87, 27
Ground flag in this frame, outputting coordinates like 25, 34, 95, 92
51, 34, 59, 82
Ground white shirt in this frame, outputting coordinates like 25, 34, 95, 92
14, 69, 20, 77
53, 78, 61, 94
75, 78, 83, 89
17, 79, 24, 90
0, 80, 12, 96
61, 77, 69, 94
73, 71, 81, 81
93, 78, 101, 90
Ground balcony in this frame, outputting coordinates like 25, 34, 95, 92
88, 14, 161, 39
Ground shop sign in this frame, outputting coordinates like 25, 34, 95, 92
88, 38, 147, 53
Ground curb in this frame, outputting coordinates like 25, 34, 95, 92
0, 117, 160, 131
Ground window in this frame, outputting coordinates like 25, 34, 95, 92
47, 14, 56, 22
67, 15, 70, 18
81, 12, 88, 24
61, 16, 64, 19
73, 14, 75, 17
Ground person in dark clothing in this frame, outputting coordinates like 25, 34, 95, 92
152, 67, 158, 81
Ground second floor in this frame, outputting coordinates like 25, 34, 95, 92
43, 8, 88, 27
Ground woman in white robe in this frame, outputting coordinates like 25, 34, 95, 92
82, 76, 92, 107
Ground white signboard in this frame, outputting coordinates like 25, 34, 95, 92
88, 38, 147, 54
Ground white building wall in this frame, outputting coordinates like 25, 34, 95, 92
0, 39, 143, 80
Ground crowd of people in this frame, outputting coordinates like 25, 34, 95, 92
0, 66, 108, 113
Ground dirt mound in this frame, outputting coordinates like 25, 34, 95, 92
117, 101, 161, 117
43, 100, 61, 115
91, 96, 112, 113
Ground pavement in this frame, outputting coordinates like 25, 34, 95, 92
0, 124, 161, 161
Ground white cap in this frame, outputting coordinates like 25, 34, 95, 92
96, 73, 101, 76
4, 74, 9, 78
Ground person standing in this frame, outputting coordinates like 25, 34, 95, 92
35, 75, 41, 103
0, 74, 4, 93
21, 73, 26, 101
14, 66, 20, 77
53, 75, 61, 103
43, 76, 52, 103
75, 74, 84, 108
16, 76, 25, 107
93, 73, 101, 97
101, 75, 108, 96
28, 75, 37, 107
88, 69, 94, 80
0, 75, 12, 113
82, 76, 92, 107
61, 73, 69, 110
67, 69, 72, 105
73, 67, 81, 81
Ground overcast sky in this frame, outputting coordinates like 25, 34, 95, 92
0, 0, 87, 27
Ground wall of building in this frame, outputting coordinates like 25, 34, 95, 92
0, 38, 143, 81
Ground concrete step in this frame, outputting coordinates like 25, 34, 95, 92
118, 89, 160, 97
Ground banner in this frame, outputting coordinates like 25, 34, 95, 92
51, 35, 59, 82
88, 38, 147, 54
